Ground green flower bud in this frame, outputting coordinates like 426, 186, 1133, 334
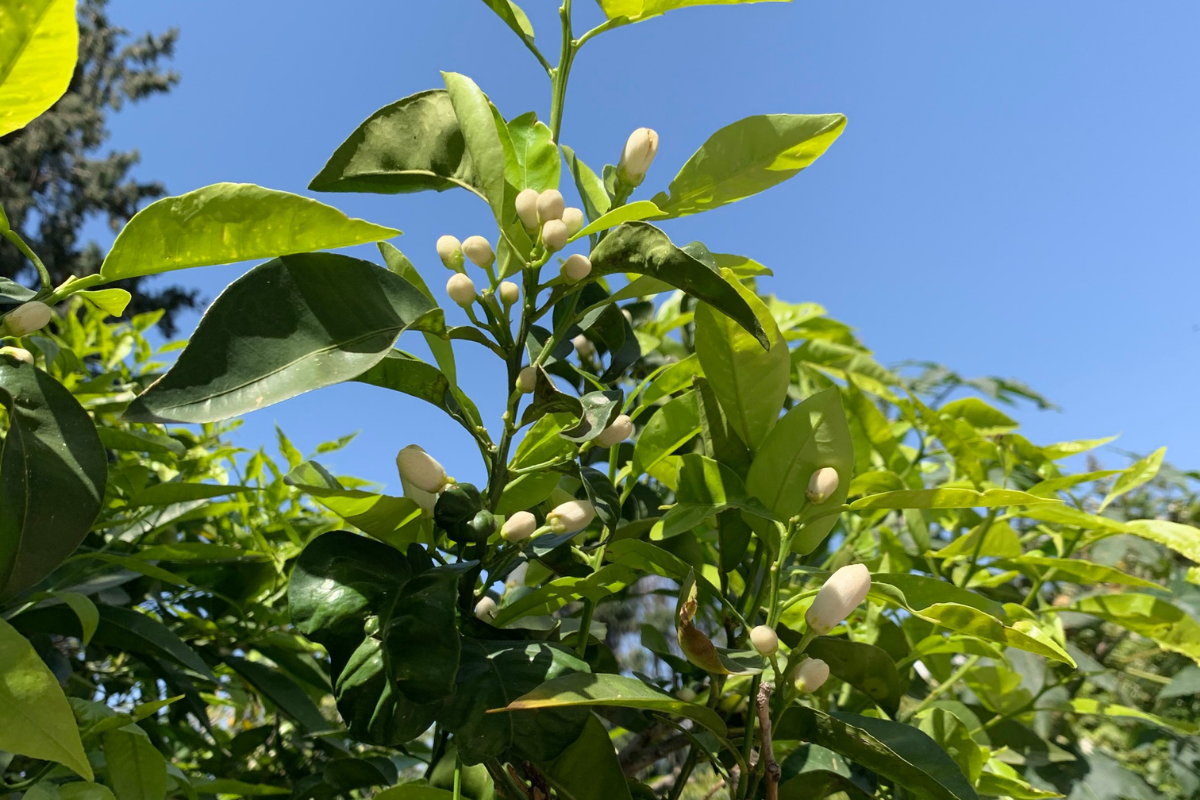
2, 301, 52, 337
462, 235, 494, 268
436, 235, 464, 271
536, 189, 565, 223
446, 273, 476, 307
562, 207, 585, 237
749, 625, 779, 656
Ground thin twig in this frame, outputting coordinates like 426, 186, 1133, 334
756, 682, 780, 800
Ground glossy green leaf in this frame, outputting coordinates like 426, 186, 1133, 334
0, 361, 106, 598
655, 454, 774, 538
596, 0, 787, 23
125, 253, 432, 423
443, 72, 507, 220
652, 113, 845, 218
561, 144, 611, 223
975, 772, 1061, 800
589, 222, 767, 346
95, 428, 184, 456
0, 618, 92, 779
479, 0, 536, 47
378, 243, 459, 384
939, 397, 1018, 435
310, 89, 484, 197
225, 656, 328, 733
508, 111, 559, 192
778, 745, 875, 800
933, 520, 1021, 560
694, 273, 788, 449
494, 564, 637, 625
99, 183, 397, 280
631, 390, 700, 477
745, 387, 853, 553
561, 390, 623, 443
96, 606, 216, 681
375, 786, 456, 800
126, 482, 254, 507
538, 713, 633, 800
572, 200, 663, 241
1063, 594, 1200, 664
807, 636, 903, 716
103, 729, 168, 800
913, 604, 1074, 665
850, 488, 1058, 511
993, 555, 1158, 589
45, 591, 99, 646
776, 706, 979, 800
0, 0, 79, 137
1055, 697, 1197, 735
190, 780, 290, 797
502, 672, 727, 737
1099, 447, 1165, 511
511, 412, 577, 469
78, 288, 132, 317
443, 639, 589, 764
355, 350, 482, 435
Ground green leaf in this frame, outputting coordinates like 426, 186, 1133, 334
561, 145, 611, 223
443, 639, 590, 765
939, 397, 1018, 435
78, 288, 132, 317
849, 488, 1058, 511
0, 618, 92, 779
0, 361, 106, 599
501, 672, 728, 737
572, 200, 663, 241
378, 243, 460, 385
694, 273, 789, 449
507, 112, 559, 192
596, 0, 788, 23
651, 113, 845, 218
631, 390, 700, 477
127, 482, 254, 507
745, 387, 853, 553
43, 591, 99, 646
512, 413, 577, 469
103, 729, 168, 800
375, 786, 456, 800
494, 564, 638, 625
1054, 697, 1197, 735
911, 604, 1074, 665
99, 183, 397, 280
776, 706, 979, 800
537, 713, 634, 800
932, 520, 1021, 560
654, 454, 774, 539
0, 0, 78, 138
311, 89, 485, 197
296, 486, 424, 549
807, 636, 903, 716
992, 555, 1158, 589
443, 72, 507, 221
1099, 447, 1165, 511
975, 773, 1061, 800
190, 780, 290, 797
589, 222, 767, 346
125, 253, 433, 423
479, 0, 536, 47
224, 656, 328, 733
779, 745, 875, 800
96, 606, 216, 681
1041, 435, 1117, 460
95, 428, 184, 456
1062, 594, 1200, 664
355, 350, 482, 435
560, 390, 623, 443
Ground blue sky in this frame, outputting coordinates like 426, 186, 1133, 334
100, 0, 1200, 490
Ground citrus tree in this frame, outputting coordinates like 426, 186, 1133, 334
2, 1, 1198, 799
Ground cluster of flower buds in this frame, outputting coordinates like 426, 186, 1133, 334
806, 563, 871, 635
595, 414, 633, 448
516, 189, 585, 253
396, 445, 456, 517
617, 128, 659, 187
806, 467, 840, 504
1, 301, 52, 338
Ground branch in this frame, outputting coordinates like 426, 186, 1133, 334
756, 682, 781, 800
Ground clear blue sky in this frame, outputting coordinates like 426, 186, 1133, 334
100, 0, 1200, 490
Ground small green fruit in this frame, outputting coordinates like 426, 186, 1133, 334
435, 483, 486, 542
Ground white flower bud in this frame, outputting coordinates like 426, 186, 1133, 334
676, 687, 697, 702
499, 281, 520, 308
805, 563, 871, 635
794, 658, 830, 693
560, 254, 592, 284
395, 445, 449, 494
541, 220, 568, 252
2, 301, 52, 337
749, 625, 779, 656
515, 188, 540, 232
807, 467, 840, 504
516, 365, 538, 394
546, 499, 595, 534
505, 562, 529, 590
573, 334, 595, 359
446, 273, 476, 307
536, 189, 565, 223
562, 207, 585, 237
595, 414, 633, 448
474, 596, 498, 621
461, 235, 494, 268
401, 476, 438, 518
0, 346, 34, 365
436, 235, 464, 271
618, 128, 659, 186
501, 510, 537, 543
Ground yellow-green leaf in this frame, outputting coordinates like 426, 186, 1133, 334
100, 183, 400, 280
850, 488, 1058, 511
571, 200, 662, 241
78, 288, 131, 317
0, 0, 78, 138
597, 0, 787, 23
